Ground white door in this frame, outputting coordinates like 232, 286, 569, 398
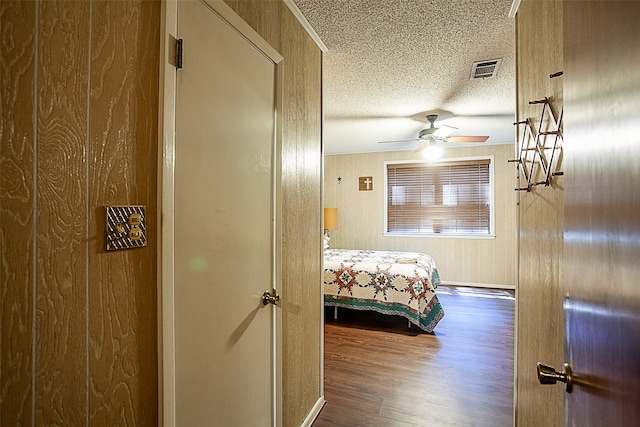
172, 1, 281, 425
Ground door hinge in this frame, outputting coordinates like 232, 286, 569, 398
176, 38, 183, 69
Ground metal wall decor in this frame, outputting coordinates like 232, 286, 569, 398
510, 71, 564, 192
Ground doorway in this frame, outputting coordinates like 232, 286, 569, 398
160, 0, 283, 425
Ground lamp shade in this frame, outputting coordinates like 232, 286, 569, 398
323, 208, 338, 230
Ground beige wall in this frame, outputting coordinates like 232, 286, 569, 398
1, 1, 160, 425
324, 143, 517, 287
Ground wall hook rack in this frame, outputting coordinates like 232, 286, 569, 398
509, 74, 564, 191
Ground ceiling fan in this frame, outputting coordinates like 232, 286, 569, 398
378, 114, 489, 154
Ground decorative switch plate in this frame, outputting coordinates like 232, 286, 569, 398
106, 205, 147, 251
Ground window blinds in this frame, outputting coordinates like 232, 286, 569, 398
386, 159, 491, 234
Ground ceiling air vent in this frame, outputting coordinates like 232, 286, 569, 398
470, 58, 502, 80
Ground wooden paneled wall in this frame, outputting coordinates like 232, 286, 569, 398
514, 0, 565, 425
324, 144, 517, 288
223, 2, 323, 426
1, 1, 160, 425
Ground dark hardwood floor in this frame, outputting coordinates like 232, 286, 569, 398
313, 286, 515, 427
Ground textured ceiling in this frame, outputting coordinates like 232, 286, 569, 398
293, 0, 516, 154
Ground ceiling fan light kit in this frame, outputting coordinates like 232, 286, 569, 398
421, 144, 443, 160
415, 137, 443, 159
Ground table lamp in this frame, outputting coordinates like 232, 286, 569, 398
323, 208, 338, 250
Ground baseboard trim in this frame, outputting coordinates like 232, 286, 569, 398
440, 281, 516, 291
300, 396, 326, 427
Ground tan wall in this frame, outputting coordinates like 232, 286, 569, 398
223, 2, 324, 426
1, 1, 322, 426
324, 144, 517, 287
1, 1, 160, 425
514, 0, 565, 426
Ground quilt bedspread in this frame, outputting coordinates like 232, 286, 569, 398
323, 249, 444, 332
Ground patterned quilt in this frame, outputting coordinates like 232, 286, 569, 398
323, 249, 444, 332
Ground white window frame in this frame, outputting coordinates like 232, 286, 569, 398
383, 156, 496, 239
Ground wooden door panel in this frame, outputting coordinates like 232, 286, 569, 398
563, 1, 640, 424
513, 1, 564, 425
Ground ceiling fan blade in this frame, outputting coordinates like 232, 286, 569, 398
444, 135, 489, 143
433, 125, 457, 138
378, 138, 421, 144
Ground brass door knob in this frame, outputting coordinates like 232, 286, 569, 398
262, 289, 280, 306
537, 362, 573, 393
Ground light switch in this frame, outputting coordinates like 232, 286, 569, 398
128, 213, 142, 225
106, 205, 147, 251
128, 227, 143, 240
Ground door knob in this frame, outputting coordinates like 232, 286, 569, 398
262, 289, 280, 306
536, 362, 573, 393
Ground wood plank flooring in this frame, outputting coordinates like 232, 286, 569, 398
313, 286, 515, 427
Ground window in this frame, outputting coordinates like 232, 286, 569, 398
385, 158, 492, 236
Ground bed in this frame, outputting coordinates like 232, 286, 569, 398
323, 249, 444, 332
